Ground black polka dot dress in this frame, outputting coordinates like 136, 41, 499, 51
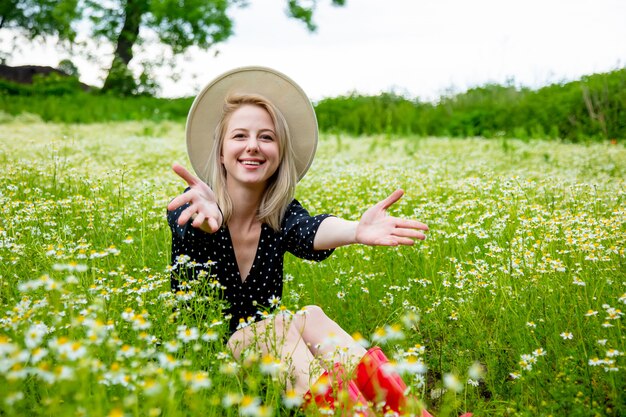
167, 197, 334, 336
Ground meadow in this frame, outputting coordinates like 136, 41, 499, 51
0, 120, 624, 417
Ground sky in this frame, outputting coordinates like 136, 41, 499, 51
6, 0, 626, 101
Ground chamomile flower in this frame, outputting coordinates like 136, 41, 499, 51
467, 378, 480, 387
156, 353, 178, 370
209, 319, 224, 328
117, 345, 136, 359
468, 362, 486, 380
396, 356, 427, 375
588, 357, 603, 366
443, 373, 463, 393
282, 389, 303, 408
180, 370, 211, 391
372, 324, 405, 343
141, 378, 163, 396
177, 326, 199, 343
164, 340, 180, 353
239, 395, 262, 416
201, 330, 219, 341
401, 311, 420, 328
605, 349, 621, 358
351, 332, 370, 348
407, 344, 426, 356
268, 295, 281, 307
4, 391, 24, 406
24, 323, 49, 349
219, 361, 238, 376
49, 337, 87, 361
259, 354, 285, 377
30, 347, 48, 363
223, 392, 242, 407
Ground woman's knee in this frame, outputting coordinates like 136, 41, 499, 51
227, 328, 248, 358
300, 305, 328, 323
227, 317, 282, 356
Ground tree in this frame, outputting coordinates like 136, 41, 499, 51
1, 0, 346, 94
0, 0, 78, 40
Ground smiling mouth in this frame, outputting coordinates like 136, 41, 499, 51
239, 160, 264, 166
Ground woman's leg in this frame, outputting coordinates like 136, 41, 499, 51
228, 314, 323, 395
228, 308, 375, 415
293, 305, 367, 369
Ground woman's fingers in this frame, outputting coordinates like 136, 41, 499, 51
379, 189, 405, 210
395, 218, 429, 232
167, 191, 193, 212
393, 228, 427, 241
376, 234, 422, 246
397, 237, 417, 245
178, 202, 222, 232
390, 217, 428, 242
169, 163, 221, 233
207, 216, 220, 233
172, 163, 199, 186
178, 204, 197, 225
191, 212, 205, 228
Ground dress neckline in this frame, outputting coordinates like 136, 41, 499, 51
224, 223, 265, 283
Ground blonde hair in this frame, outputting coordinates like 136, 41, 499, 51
206, 94, 298, 231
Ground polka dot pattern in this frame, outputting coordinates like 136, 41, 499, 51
167, 197, 334, 335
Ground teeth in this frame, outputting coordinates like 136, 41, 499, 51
241, 161, 261, 166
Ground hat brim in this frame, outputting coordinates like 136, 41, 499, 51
186, 66, 318, 183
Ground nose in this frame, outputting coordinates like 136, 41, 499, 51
246, 137, 259, 152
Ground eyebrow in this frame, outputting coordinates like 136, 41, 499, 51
229, 128, 276, 134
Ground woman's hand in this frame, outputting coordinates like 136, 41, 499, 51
314, 189, 428, 250
355, 189, 428, 246
167, 163, 223, 233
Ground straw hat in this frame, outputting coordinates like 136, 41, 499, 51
186, 66, 318, 182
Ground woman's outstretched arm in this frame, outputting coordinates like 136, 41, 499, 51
313, 189, 428, 250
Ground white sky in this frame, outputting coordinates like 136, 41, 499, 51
6, 0, 626, 101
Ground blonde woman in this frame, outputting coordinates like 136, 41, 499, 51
167, 67, 465, 417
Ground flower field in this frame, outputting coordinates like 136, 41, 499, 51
0, 121, 624, 416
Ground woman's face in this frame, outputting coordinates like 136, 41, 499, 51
221, 104, 280, 190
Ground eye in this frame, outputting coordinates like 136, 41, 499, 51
260, 134, 274, 141
232, 133, 246, 140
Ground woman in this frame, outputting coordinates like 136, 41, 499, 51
167, 67, 446, 417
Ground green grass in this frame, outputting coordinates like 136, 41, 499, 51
0, 122, 624, 417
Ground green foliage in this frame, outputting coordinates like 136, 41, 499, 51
0, 89, 192, 123
0, 70, 190, 122
56, 59, 80, 78
0, 0, 79, 41
0, 73, 82, 96
32, 73, 84, 96
146, 0, 235, 52
285, 0, 346, 31
315, 68, 626, 142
